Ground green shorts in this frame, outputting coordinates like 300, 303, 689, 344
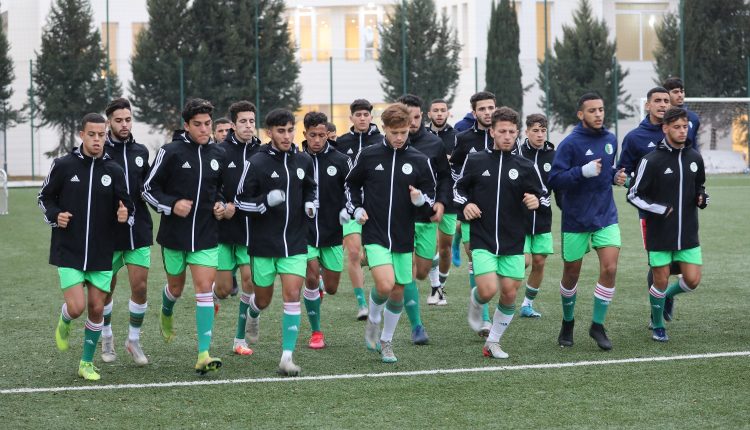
112, 246, 151, 273
438, 213, 457, 235
217, 243, 250, 271
471, 249, 525, 280
307, 245, 344, 272
58, 267, 113, 292
524, 233, 554, 255
251, 254, 307, 287
649, 246, 702, 267
460, 222, 471, 244
343, 219, 362, 237
162, 246, 219, 276
364, 244, 413, 285
414, 222, 438, 260
562, 224, 621, 262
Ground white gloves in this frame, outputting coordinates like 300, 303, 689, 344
410, 191, 426, 207
581, 159, 601, 178
305, 202, 316, 218
339, 208, 351, 225
267, 189, 286, 207
354, 207, 367, 223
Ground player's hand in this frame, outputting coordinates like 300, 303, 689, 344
409, 185, 425, 206
582, 159, 602, 178
117, 201, 128, 223
614, 168, 627, 186
213, 202, 225, 220
354, 207, 368, 225
305, 202, 316, 218
430, 202, 444, 222
223, 202, 236, 219
523, 193, 539, 210
173, 199, 193, 217
463, 203, 481, 220
697, 192, 710, 209
267, 189, 286, 207
57, 211, 72, 228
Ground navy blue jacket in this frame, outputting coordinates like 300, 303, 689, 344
454, 113, 476, 132
617, 116, 663, 176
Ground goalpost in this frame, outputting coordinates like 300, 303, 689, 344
0, 169, 7, 215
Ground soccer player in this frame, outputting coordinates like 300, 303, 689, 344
326, 122, 338, 142
427, 98, 459, 302
345, 103, 436, 363
100, 98, 153, 366
454, 107, 542, 358
627, 107, 708, 342
301, 111, 351, 349
211, 100, 262, 356
663, 77, 701, 148
234, 108, 317, 376
450, 91, 498, 335
39, 113, 134, 380
143, 98, 227, 374
516, 113, 555, 318
335, 99, 383, 320
213, 117, 231, 143
548, 92, 627, 351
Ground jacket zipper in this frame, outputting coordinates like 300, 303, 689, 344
191, 145, 203, 252
313, 154, 321, 247
123, 144, 135, 249
387, 150, 396, 250
677, 148, 683, 249
495, 153, 503, 254
83, 159, 94, 270
282, 153, 290, 256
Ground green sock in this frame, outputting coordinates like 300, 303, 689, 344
129, 311, 144, 328
162, 286, 176, 317
665, 279, 690, 299
498, 302, 516, 316
103, 312, 112, 328
592, 284, 614, 325
649, 286, 666, 329
236, 293, 251, 339
386, 298, 404, 314
282, 303, 302, 352
469, 271, 476, 289
370, 288, 387, 305
195, 293, 214, 353
82, 319, 102, 362
404, 280, 423, 330
560, 284, 577, 322
452, 230, 462, 248
303, 288, 322, 332
525, 285, 539, 300
353, 287, 366, 307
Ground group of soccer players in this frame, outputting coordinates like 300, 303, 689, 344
38, 75, 708, 381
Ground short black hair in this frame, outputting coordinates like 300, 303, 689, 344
491, 107, 520, 128
326, 122, 337, 133
105, 98, 132, 117
429, 98, 449, 109
350, 99, 373, 114
470, 91, 496, 110
81, 113, 106, 131
182, 98, 214, 123
228, 100, 257, 123
213, 118, 231, 129
662, 107, 688, 125
304, 111, 328, 129
397, 94, 423, 109
577, 92, 603, 111
647, 86, 669, 100
264, 108, 295, 128
662, 77, 684, 92
525, 113, 548, 129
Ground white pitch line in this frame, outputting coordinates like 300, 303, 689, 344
2, 350, 748, 395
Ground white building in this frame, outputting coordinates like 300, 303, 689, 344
1, 0, 679, 176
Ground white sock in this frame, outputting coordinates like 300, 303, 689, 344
487, 307, 514, 343
380, 308, 402, 342
281, 350, 293, 361
368, 294, 386, 325
428, 266, 440, 288
102, 300, 114, 337
521, 297, 533, 307
679, 277, 694, 293
128, 300, 148, 341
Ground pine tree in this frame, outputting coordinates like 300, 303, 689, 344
33, 0, 122, 157
0, 0, 24, 140
653, 12, 679, 84
537, 0, 631, 130
377, 0, 461, 111
130, 0, 191, 133
485, 0, 524, 115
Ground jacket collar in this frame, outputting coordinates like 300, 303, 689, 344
303, 140, 333, 156
381, 137, 409, 152
74, 146, 111, 161
523, 138, 555, 152
349, 123, 380, 137
226, 129, 260, 148
657, 138, 691, 152
106, 131, 134, 147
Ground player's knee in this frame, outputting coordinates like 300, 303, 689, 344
87, 302, 104, 319
601, 261, 618, 279
254, 294, 272, 310
67, 302, 85, 319
325, 284, 338, 295
684, 273, 701, 289
415, 268, 429, 280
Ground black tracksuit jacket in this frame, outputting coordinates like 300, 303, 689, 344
303, 141, 352, 248
409, 124, 453, 220
142, 130, 227, 252
517, 139, 555, 235
38, 147, 134, 271
345, 139, 436, 253
334, 124, 382, 163
453, 148, 543, 255
234, 143, 317, 258
217, 131, 262, 246
104, 133, 153, 250
426, 122, 457, 157
627, 140, 708, 251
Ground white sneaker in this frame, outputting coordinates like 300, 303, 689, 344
468, 297, 484, 332
427, 287, 440, 305
483, 341, 509, 359
380, 341, 397, 363
365, 320, 381, 351
101, 335, 117, 363
246, 315, 259, 344
278, 356, 301, 377
125, 339, 149, 365
356, 306, 369, 321
437, 287, 448, 306
478, 321, 491, 338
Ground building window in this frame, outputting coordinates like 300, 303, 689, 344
536, 1, 552, 61
1, 11, 8, 36
345, 13, 359, 61
316, 9, 332, 60
298, 14, 313, 61
131, 22, 146, 53
101, 22, 118, 74
615, 3, 668, 61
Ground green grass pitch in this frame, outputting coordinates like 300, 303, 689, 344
0, 175, 749, 429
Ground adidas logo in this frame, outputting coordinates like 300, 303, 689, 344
375, 164, 384, 171
86, 339, 94, 345
469, 147, 477, 153
482, 170, 491, 177
288, 325, 299, 332
228, 161, 236, 168
346, 148, 354, 154
271, 171, 279, 178
648, 142, 656, 148
70, 175, 80, 182
182, 161, 191, 169
664, 167, 673, 174
585, 149, 594, 156
653, 305, 662, 309
203, 330, 212, 336
406, 300, 416, 306
308, 311, 317, 316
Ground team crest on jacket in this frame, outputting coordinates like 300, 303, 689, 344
543, 163, 551, 172
210, 159, 219, 171
605, 143, 613, 155
402, 163, 413, 175
327, 166, 337, 176
101, 174, 112, 186
690, 162, 698, 172
508, 169, 518, 180
135, 156, 144, 167
297, 168, 305, 179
